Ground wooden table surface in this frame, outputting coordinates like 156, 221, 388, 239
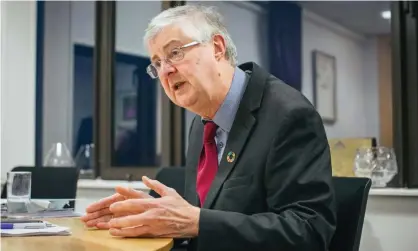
1, 218, 174, 251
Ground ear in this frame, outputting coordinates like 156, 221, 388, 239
212, 34, 227, 61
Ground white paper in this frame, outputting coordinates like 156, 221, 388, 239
27, 209, 82, 218
0, 222, 71, 237
30, 200, 51, 209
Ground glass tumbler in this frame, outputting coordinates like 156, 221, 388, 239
7, 171, 32, 213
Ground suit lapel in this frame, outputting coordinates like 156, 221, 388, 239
202, 62, 267, 209
203, 105, 255, 208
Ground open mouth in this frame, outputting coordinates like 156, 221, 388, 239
174, 81, 186, 91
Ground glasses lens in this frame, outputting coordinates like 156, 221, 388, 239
146, 65, 158, 79
169, 48, 184, 61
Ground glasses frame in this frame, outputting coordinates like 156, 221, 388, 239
146, 41, 200, 79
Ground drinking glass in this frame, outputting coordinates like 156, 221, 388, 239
353, 147, 398, 187
7, 172, 32, 213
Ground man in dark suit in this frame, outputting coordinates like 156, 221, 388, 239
81, 5, 337, 251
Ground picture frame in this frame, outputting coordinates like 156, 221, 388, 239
312, 50, 337, 124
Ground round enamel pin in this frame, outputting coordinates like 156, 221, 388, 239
226, 151, 236, 163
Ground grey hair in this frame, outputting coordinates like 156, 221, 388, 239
143, 4, 238, 66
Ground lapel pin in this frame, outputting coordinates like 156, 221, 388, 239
226, 151, 236, 163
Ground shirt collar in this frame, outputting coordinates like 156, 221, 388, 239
202, 67, 247, 132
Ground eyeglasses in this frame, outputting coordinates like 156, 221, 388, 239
146, 41, 200, 79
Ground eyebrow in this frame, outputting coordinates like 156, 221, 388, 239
163, 39, 182, 50
151, 39, 182, 62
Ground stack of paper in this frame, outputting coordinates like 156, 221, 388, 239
23, 209, 82, 218
1, 222, 71, 237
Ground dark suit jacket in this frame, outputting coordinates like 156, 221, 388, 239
184, 62, 337, 251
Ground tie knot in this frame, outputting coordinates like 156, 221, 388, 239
203, 121, 217, 143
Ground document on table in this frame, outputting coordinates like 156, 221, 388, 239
0, 222, 71, 237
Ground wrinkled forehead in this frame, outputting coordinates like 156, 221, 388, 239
147, 24, 192, 58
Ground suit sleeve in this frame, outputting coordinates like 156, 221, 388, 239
197, 107, 337, 251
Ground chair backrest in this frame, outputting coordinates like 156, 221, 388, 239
149, 166, 185, 198
1, 166, 80, 208
329, 177, 372, 251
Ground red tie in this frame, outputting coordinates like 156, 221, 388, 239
196, 121, 218, 206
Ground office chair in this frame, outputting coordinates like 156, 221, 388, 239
1, 166, 80, 208
329, 177, 372, 251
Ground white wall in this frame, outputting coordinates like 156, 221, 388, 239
188, 1, 268, 67
302, 10, 379, 141
361, 195, 418, 251
0, 1, 37, 182
43, 1, 73, 157
362, 38, 380, 141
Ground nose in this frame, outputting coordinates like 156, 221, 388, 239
159, 61, 176, 77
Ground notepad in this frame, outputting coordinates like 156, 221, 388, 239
0, 222, 71, 237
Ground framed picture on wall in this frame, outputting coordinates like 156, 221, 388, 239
312, 50, 337, 124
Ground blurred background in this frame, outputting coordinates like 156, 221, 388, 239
1, 1, 417, 251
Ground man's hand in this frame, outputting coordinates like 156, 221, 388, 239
80, 186, 152, 229
107, 176, 200, 238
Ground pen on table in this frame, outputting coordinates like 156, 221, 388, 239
1, 222, 47, 229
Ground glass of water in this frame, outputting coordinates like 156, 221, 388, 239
7, 172, 32, 213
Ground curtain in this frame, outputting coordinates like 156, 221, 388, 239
268, 1, 302, 91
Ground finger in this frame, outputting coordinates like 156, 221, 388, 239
85, 193, 125, 213
142, 176, 178, 197
81, 207, 112, 222
85, 214, 113, 228
109, 198, 157, 214
108, 210, 154, 229
87, 211, 134, 228
109, 225, 152, 237
96, 221, 111, 230
85, 186, 148, 214
115, 186, 153, 199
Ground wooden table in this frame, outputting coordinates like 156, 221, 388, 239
1, 218, 173, 251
